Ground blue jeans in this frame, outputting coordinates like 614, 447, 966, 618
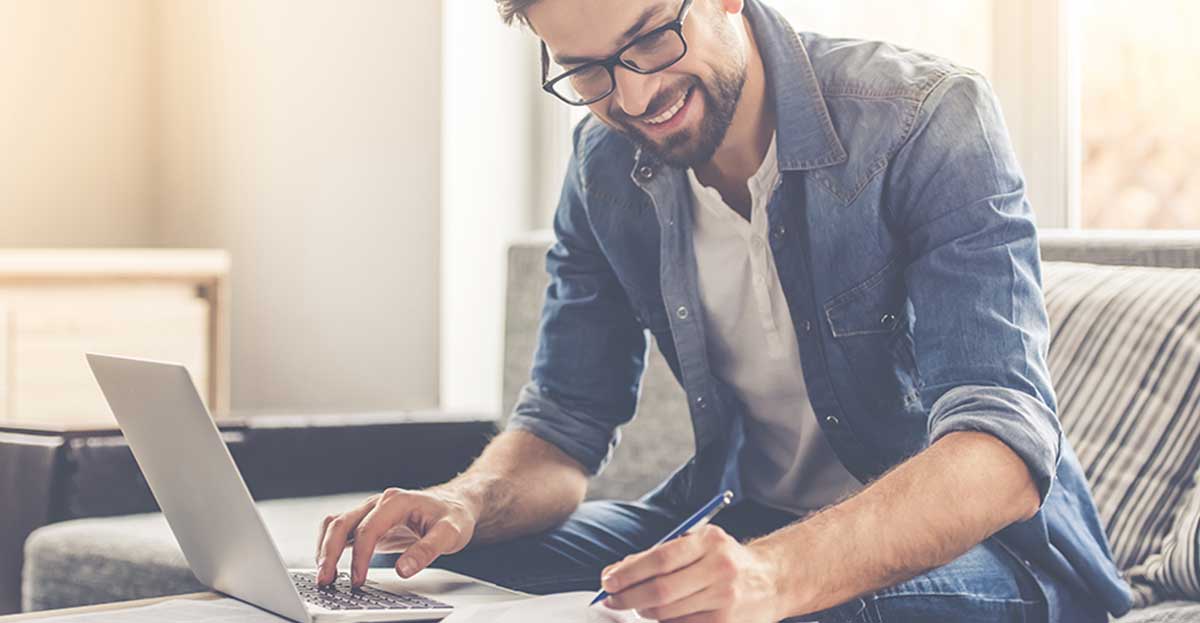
373, 500, 1104, 622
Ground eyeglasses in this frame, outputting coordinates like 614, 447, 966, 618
541, 0, 694, 106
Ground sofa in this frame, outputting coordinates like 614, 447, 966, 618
22, 229, 1200, 621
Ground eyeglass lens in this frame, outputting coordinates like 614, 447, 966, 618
550, 29, 685, 104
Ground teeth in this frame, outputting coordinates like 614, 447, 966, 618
644, 90, 688, 125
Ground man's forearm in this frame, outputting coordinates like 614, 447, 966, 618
753, 431, 1042, 618
432, 430, 589, 544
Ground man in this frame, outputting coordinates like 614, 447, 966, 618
317, 1, 1133, 621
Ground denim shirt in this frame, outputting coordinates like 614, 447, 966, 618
507, 0, 1132, 617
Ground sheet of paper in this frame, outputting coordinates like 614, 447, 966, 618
35, 593, 660, 623
35, 598, 288, 623
442, 591, 651, 623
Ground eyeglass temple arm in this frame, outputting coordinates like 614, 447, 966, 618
540, 41, 550, 83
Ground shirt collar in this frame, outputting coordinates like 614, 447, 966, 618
633, 0, 846, 176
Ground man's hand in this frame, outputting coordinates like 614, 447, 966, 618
601, 525, 781, 623
315, 487, 477, 588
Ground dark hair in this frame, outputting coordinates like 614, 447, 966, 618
494, 0, 536, 26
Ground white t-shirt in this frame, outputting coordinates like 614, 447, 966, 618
686, 134, 863, 514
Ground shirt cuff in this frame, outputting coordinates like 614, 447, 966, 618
927, 384, 1063, 507
505, 381, 620, 476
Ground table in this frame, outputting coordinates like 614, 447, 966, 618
0, 593, 220, 621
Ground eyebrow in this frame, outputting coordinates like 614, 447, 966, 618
552, 3, 670, 66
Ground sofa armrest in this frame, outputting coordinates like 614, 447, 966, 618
0, 430, 62, 614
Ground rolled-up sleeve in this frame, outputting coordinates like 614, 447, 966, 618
505, 124, 648, 475
927, 385, 1061, 504
889, 72, 1062, 505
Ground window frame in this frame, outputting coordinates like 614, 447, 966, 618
992, 0, 1080, 229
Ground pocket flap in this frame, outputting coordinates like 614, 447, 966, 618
824, 259, 906, 338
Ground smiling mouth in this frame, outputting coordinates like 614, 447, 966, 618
640, 86, 693, 127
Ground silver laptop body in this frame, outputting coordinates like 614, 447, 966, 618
87, 353, 520, 622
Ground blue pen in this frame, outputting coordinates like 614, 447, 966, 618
590, 490, 735, 607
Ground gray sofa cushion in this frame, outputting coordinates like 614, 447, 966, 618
1115, 601, 1200, 622
21, 491, 371, 612
1043, 262, 1200, 607
1143, 482, 1200, 609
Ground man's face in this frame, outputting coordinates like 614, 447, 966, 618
527, 0, 748, 168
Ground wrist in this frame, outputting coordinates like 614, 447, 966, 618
430, 480, 485, 526
750, 527, 823, 620
748, 539, 793, 621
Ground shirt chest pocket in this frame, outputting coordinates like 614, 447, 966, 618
825, 259, 906, 337
823, 259, 922, 409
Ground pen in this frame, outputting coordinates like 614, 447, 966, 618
590, 490, 735, 607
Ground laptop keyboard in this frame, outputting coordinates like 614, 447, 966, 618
290, 571, 453, 611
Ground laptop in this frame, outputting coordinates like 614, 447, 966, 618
86, 353, 523, 622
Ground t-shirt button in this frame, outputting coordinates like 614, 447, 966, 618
825, 415, 841, 426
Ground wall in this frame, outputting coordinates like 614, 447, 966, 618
439, 4, 538, 413
0, 0, 155, 247
154, 1, 443, 412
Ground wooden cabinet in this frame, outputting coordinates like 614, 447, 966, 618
0, 250, 229, 427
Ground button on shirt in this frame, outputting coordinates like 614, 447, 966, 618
686, 134, 862, 514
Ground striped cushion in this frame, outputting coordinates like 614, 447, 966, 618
1043, 261, 1200, 606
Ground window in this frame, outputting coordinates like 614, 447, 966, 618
1078, 0, 1200, 229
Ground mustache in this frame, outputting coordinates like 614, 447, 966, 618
614, 79, 697, 124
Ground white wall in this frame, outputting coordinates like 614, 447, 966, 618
0, 0, 155, 247
439, 5, 538, 414
155, 1, 443, 412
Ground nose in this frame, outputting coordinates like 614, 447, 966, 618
611, 67, 661, 118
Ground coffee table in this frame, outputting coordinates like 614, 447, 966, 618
0, 593, 220, 621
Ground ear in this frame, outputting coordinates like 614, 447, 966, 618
716, 0, 745, 15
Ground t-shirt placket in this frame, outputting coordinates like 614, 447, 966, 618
748, 178, 786, 361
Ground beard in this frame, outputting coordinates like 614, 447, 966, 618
610, 9, 749, 169
613, 65, 746, 169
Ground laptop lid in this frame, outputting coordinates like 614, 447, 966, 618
87, 353, 311, 623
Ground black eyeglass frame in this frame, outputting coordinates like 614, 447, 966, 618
540, 0, 695, 106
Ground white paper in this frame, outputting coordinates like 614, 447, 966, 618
35, 593, 653, 623
34, 598, 288, 622
442, 591, 651, 623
